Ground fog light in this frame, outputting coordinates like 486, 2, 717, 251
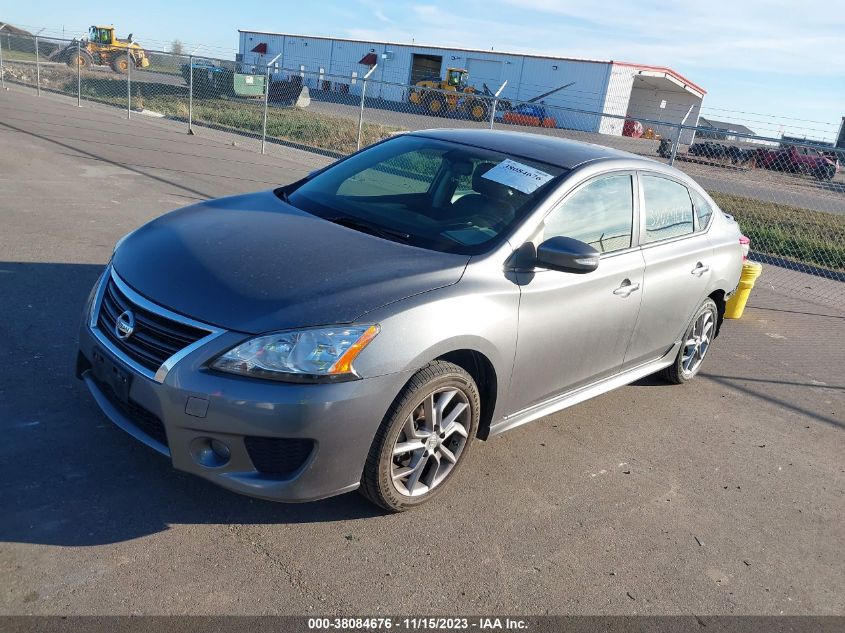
210, 439, 230, 461
190, 437, 231, 468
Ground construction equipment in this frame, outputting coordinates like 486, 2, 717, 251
408, 68, 490, 121
501, 82, 575, 128
51, 26, 149, 74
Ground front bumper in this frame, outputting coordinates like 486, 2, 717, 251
76, 271, 411, 503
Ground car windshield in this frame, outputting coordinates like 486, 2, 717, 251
282, 134, 567, 254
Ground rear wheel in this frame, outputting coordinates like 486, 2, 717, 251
360, 361, 480, 512
660, 298, 718, 384
816, 164, 835, 181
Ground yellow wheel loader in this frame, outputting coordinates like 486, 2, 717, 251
408, 68, 489, 122
52, 26, 150, 74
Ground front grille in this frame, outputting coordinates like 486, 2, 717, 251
97, 276, 209, 373
244, 436, 314, 478
94, 376, 169, 447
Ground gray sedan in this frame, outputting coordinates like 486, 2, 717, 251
76, 129, 744, 511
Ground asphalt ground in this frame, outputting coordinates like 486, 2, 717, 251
1, 89, 843, 616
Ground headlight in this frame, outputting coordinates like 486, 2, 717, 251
211, 324, 379, 382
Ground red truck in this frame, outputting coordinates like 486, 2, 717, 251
754, 145, 839, 180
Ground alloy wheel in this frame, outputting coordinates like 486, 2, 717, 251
390, 388, 471, 497
681, 308, 715, 377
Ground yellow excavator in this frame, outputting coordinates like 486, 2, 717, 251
408, 68, 489, 121
52, 25, 150, 74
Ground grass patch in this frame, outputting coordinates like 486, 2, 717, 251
710, 192, 845, 272
3, 50, 38, 62
58, 71, 401, 154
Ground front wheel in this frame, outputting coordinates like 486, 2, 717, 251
425, 94, 448, 117
111, 56, 130, 74
660, 297, 718, 384
66, 50, 93, 69
467, 100, 489, 122
360, 361, 480, 512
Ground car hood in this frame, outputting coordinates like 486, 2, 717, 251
112, 190, 470, 334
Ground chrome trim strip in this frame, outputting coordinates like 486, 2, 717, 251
89, 266, 226, 384
89, 269, 109, 329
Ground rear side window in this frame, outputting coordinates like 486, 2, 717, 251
542, 174, 634, 253
641, 175, 694, 243
689, 188, 714, 231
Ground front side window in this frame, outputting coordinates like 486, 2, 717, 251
641, 175, 694, 243
541, 174, 634, 253
285, 134, 567, 254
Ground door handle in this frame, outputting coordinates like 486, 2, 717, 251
613, 279, 640, 297
691, 262, 710, 277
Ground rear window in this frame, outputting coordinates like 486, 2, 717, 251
689, 188, 714, 231
284, 134, 567, 254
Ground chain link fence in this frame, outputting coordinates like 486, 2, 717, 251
2, 33, 843, 308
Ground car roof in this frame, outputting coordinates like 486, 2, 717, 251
410, 128, 653, 170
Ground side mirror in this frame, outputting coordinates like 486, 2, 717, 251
535, 236, 599, 273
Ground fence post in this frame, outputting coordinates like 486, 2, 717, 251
261, 64, 271, 154
35, 35, 41, 96
356, 64, 378, 151
668, 123, 682, 166
261, 53, 282, 155
188, 46, 201, 135
489, 80, 508, 130
668, 105, 695, 166
0, 25, 6, 92
76, 39, 81, 106
188, 54, 194, 134
126, 47, 131, 119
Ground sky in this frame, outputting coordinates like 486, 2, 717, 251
4, 0, 844, 141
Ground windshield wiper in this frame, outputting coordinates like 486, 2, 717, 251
326, 215, 411, 242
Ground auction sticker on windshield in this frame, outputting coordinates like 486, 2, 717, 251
481, 159, 554, 194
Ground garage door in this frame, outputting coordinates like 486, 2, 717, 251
466, 59, 503, 93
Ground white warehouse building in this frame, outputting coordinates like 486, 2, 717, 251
237, 29, 706, 143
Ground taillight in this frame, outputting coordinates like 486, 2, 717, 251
739, 235, 750, 260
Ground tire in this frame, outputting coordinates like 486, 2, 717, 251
467, 100, 489, 122
111, 56, 130, 74
426, 94, 447, 117
66, 49, 93, 69
660, 297, 718, 385
816, 165, 835, 181
360, 361, 480, 512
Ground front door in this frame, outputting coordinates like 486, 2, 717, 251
508, 172, 644, 414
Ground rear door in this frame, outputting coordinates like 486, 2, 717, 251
623, 173, 713, 369
509, 172, 645, 413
